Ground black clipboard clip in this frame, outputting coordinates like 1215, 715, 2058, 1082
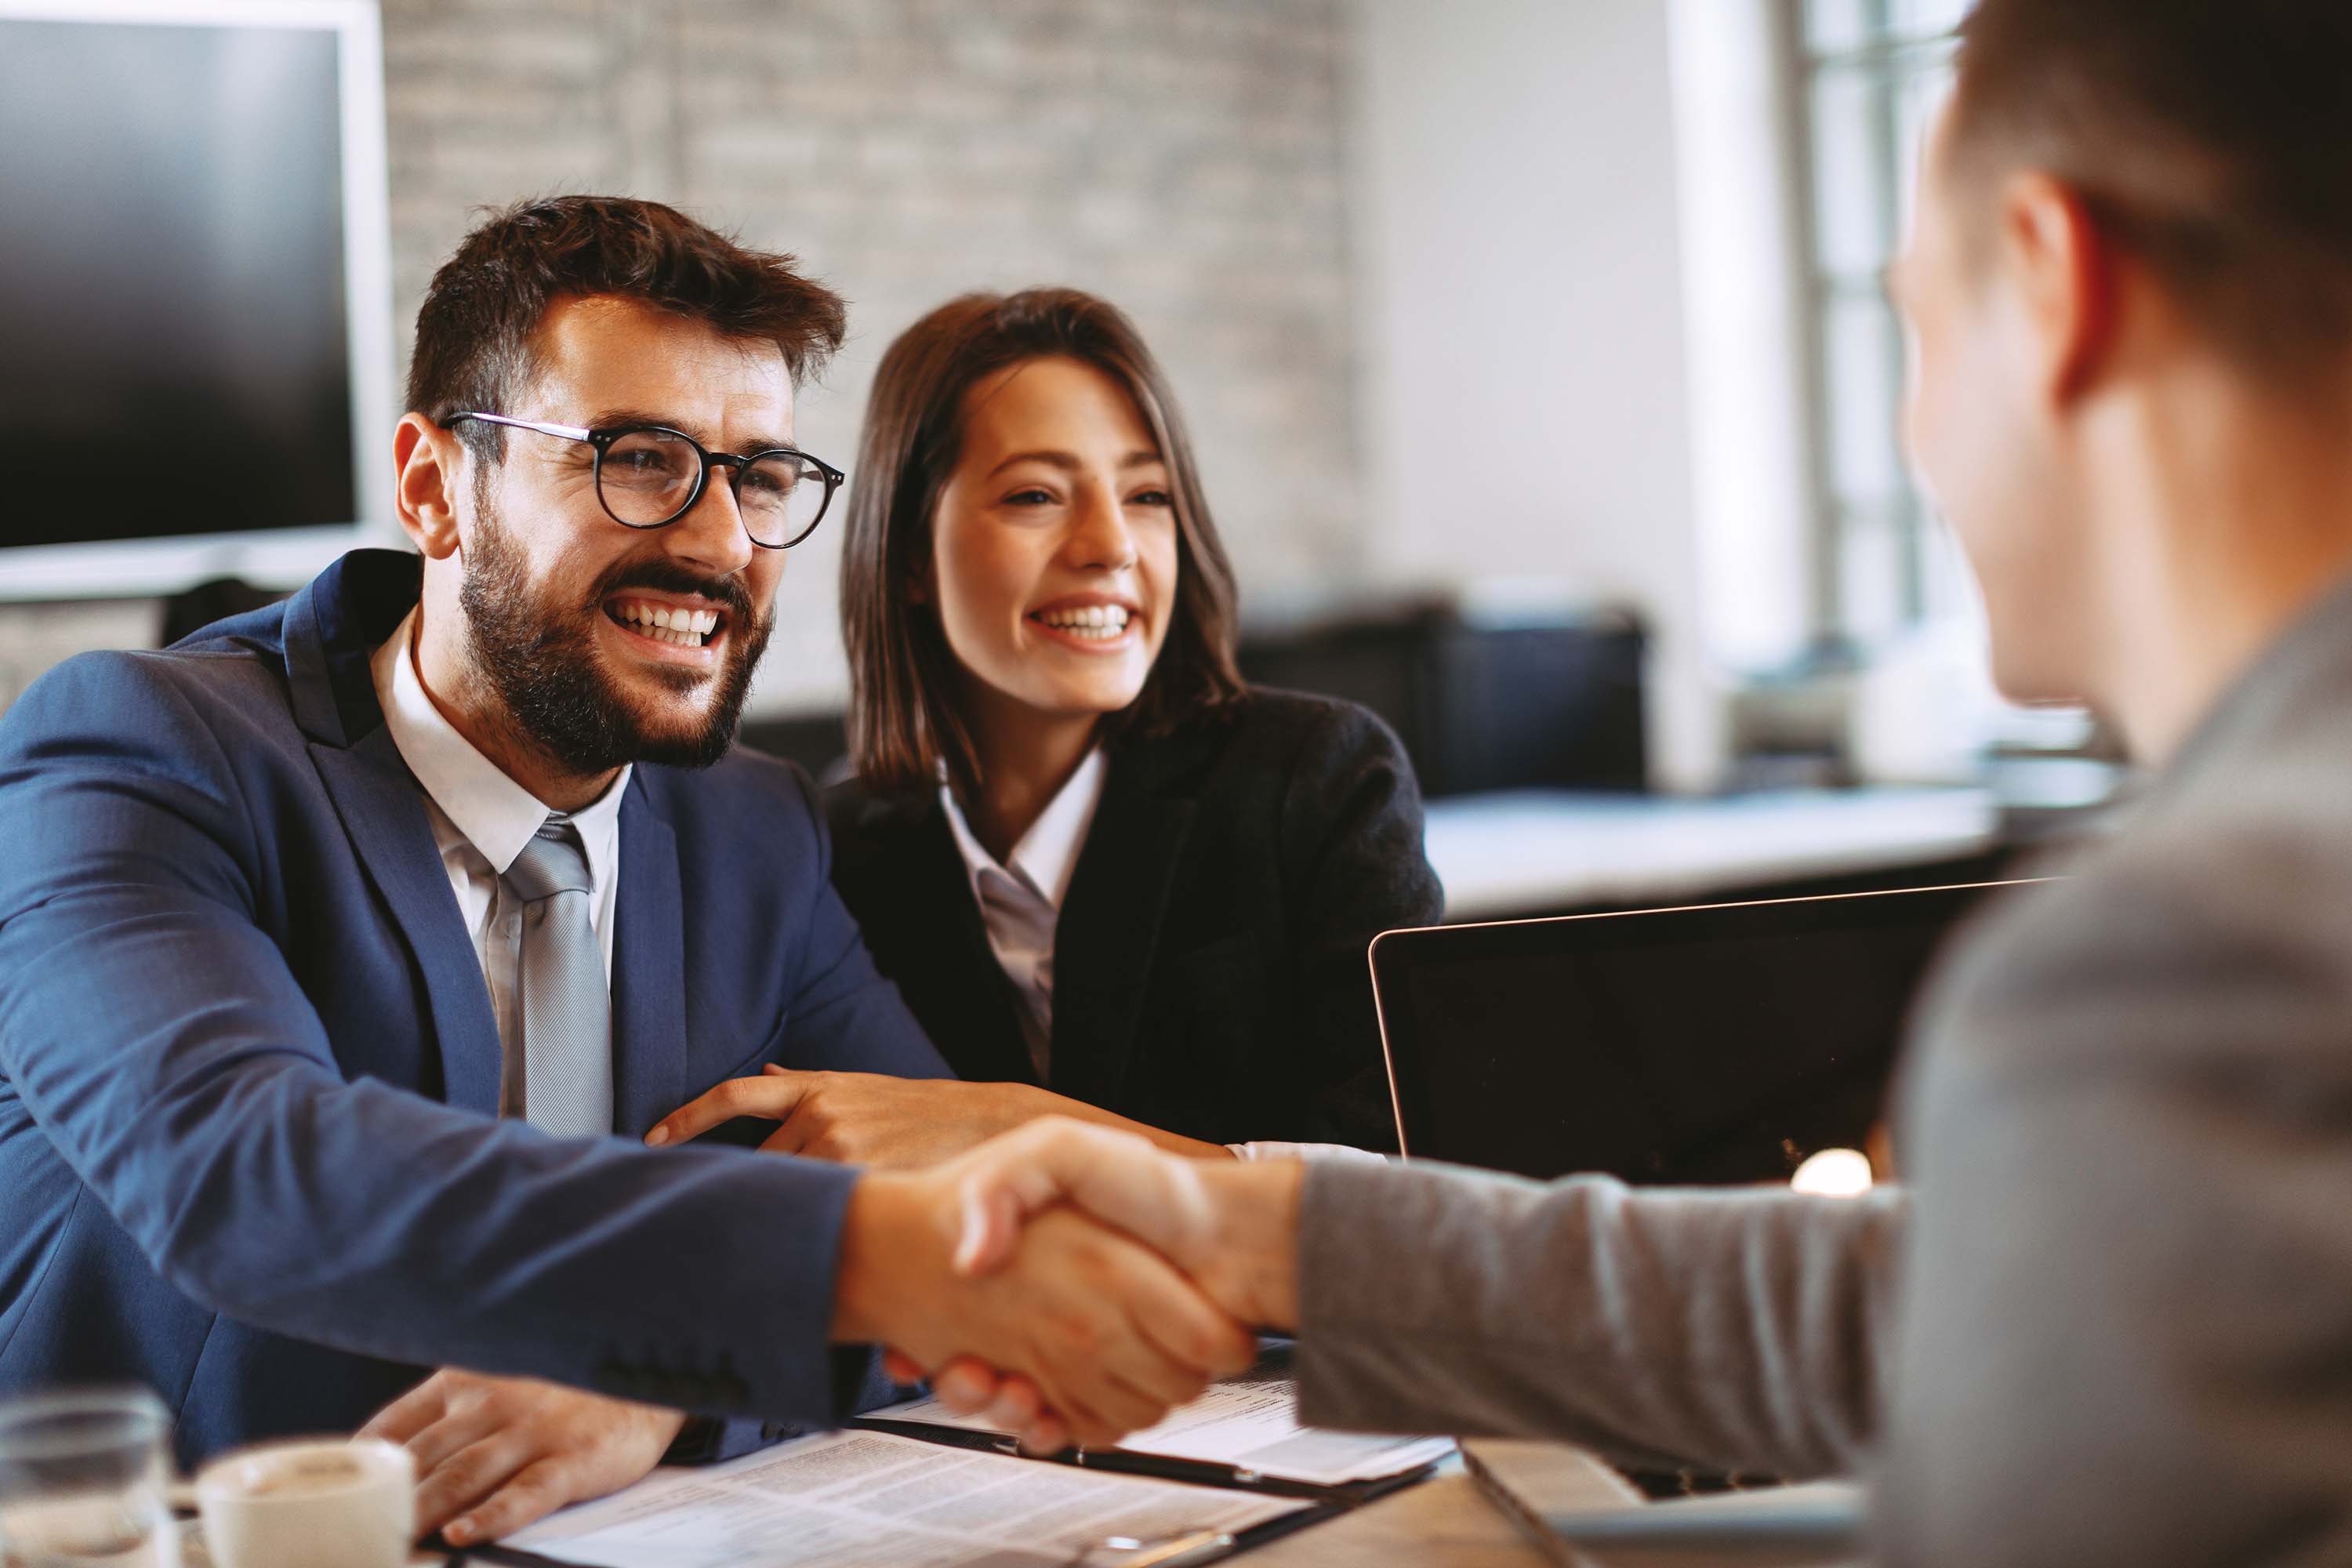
849, 1415, 1441, 1506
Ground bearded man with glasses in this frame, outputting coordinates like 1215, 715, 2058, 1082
0, 196, 1252, 1548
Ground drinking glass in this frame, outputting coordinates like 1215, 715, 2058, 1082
0, 1388, 177, 1568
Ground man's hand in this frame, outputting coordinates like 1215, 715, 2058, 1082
645, 1066, 1239, 1167
356, 1370, 684, 1548
876, 1119, 1308, 1451
952, 1118, 1305, 1327
645, 1066, 1056, 1168
833, 1138, 1260, 1450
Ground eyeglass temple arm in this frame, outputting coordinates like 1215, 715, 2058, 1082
445, 412, 593, 442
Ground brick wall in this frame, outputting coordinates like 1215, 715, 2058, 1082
383, 0, 1363, 711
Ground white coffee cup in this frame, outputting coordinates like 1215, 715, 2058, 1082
194, 1436, 413, 1568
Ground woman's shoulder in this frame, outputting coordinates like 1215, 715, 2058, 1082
1192, 686, 1414, 772
1140, 689, 1436, 916
1131, 687, 1417, 809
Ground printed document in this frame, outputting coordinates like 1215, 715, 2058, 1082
872, 1359, 1454, 1488
503, 1428, 1307, 1568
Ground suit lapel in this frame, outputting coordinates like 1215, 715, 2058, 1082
1048, 753, 1194, 1109
312, 726, 503, 1118
610, 778, 687, 1138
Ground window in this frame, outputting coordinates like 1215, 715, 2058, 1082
1791, 0, 1967, 648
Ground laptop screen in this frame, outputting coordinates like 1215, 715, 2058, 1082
1374, 883, 2031, 1185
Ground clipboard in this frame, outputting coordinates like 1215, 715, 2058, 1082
849, 1411, 1441, 1506
470, 1503, 1345, 1568
851, 1340, 1450, 1507
470, 1427, 1345, 1568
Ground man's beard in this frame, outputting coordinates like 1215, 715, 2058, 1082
456, 499, 773, 775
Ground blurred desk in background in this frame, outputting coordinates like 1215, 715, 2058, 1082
1425, 787, 2004, 924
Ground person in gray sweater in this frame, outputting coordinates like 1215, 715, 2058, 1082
897, 2, 2352, 1563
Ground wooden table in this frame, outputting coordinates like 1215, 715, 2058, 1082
1252, 1440, 1633, 1566
1252, 1442, 1860, 1568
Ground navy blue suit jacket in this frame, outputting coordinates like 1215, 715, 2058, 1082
0, 550, 950, 1465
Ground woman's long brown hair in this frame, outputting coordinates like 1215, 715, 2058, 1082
839, 288, 1246, 797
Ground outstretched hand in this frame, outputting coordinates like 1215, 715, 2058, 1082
834, 1127, 1264, 1450
876, 1118, 1307, 1451
948, 1118, 1303, 1324
647, 1067, 1240, 1169
646, 1065, 1054, 1168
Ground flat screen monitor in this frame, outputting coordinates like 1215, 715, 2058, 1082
1372, 881, 2046, 1185
0, 0, 392, 598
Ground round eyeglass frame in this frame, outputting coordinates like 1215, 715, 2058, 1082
444, 411, 844, 549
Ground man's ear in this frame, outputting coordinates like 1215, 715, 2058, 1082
394, 414, 466, 560
1998, 171, 2118, 407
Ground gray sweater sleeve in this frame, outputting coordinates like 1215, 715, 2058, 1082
1294, 1158, 1904, 1479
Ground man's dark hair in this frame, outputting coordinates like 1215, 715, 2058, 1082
1949, 0, 2352, 372
405, 195, 849, 460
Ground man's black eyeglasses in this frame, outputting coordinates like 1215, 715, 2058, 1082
445, 412, 844, 550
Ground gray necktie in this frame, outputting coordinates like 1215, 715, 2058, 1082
501, 815, 613, 1138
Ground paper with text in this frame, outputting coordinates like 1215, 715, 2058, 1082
504, 1428, 1307, 1568
873, 1360, 1454, 1487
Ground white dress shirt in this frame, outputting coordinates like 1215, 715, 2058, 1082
940, 749, 1381, 1167
371, 609, 628, 1119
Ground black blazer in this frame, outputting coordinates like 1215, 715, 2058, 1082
826, 690, 1443, 1150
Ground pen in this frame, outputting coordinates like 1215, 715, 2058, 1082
1084, 1529, 1237, 1567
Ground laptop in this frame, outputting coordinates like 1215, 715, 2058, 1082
1371, 881, 2040, 1185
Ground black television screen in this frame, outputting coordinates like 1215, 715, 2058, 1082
0, 15, 357, 550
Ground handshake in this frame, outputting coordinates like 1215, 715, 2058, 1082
367, 1119, 1312, 1548
834, 1119, 1308, 1454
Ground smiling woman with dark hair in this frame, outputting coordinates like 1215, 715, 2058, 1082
648, 287, 1443, 1166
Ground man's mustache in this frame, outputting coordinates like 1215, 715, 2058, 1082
588, 562, 757, 623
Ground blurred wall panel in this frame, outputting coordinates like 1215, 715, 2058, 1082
379, 0, 1363, 715
1345, 0, 1725, 789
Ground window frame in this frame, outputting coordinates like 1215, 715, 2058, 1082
1781, 0, 1962, 650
